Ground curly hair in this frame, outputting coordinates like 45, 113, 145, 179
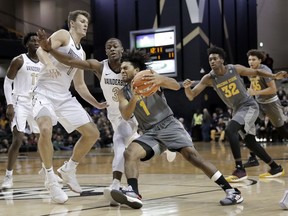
207, 46, 226, 59
121, 49, 151, 71
246, 49, 266, 61
22, 32, 37, 47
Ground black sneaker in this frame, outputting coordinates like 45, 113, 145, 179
110, 186, 143, 209
259, 165, 285, 178
243, 156, 259, 168
225, 169, 247, 183
220, 188, 244, 206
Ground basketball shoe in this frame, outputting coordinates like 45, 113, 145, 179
225, 169, 247, 183
243, 156, 259, 168
1, 175, 13, 189
280, 190, 288, 209
220, 188, 243, 206
110, 185, 142, 209
45, 180, 68, 204
57, 162, 82, 193
259, 165, 284, 178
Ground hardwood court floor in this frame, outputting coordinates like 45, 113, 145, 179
1, 141, 288, 216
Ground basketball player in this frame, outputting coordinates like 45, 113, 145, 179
243, 49, 288, 169
36, 31, 176, 205
1, 32, 42, 189
34, 10, 107, 204
183, 46, 286, 183
110, 49, 243, 209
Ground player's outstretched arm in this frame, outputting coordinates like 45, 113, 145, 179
235, 64, 287, 80
73, 70, 108, 110
183, 75, 210, 101
37, 29, 102, 72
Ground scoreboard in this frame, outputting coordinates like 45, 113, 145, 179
130, 26, 177, 77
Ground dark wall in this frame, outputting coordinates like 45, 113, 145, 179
91, 0, 257, 123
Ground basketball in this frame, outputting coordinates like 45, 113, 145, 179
132, 69, 159, 97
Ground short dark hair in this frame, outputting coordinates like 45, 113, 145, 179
207, 46, 226, 59
246, 49, 266, 61
67, 10, 90, 29
121, 49, 150, 71
22, 32, 37, 47
105, 38, 123, 48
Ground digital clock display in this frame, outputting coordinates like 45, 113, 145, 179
130, 26, 177, 77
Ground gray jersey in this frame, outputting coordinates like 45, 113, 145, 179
210, 64, 254, 110
123, 85, 173, 131
250, 64, 278, 104
210, 64, 258, 135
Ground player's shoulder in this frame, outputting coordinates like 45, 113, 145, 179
50, 29, 70, 41
11, 54, 24, 65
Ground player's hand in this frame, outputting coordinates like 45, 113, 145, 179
45, 64, 61, 78
140, 69, 162, 86
37, 29, 52, 52
247, 87, 255, 96
274, 71, 288, 80
183, 79, 194, 88
6, 104, 14, 121
94, 101, 108, 109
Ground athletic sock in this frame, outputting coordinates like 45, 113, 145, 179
127, 178, 139, 195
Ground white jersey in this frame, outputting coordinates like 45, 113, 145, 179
100, 59, 126, 118
36, 35, 84, 94
13, 54, 42, 97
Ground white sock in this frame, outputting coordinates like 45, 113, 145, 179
112, 179, 120, 190
65, 159, 79, 170
6, 170, 13, 176
45, 167, 55, 182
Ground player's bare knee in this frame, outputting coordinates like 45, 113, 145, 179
39, 126, 53, 138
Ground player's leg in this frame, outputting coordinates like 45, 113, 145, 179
33, 93, 67, 204
57, 121, 99, 193
2, 101, 32, 189
2, 128, 24, 189
244, 134, 284, 178
180, 146, 243, 205
56, 97, 99, 194
224, 120, 247, 182
110, 142, 147, 209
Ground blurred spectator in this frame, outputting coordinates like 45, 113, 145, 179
53, 134, 72, 151
210, 117, 226, 142
191, 109, 203, 141
202, 108, 211, 142
256, 116, 273, 142
277, 87, 286, 101
262, 53, 274, 72
0, 138, 9, 153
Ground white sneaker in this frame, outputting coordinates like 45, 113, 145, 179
165, 150, 176, 162
45, 180, 68, 204
280, 190, 288, 209
39, 168, 63, 183
57, 162, 82, 193
2, 175, 13, 189
103, 183, 120, 206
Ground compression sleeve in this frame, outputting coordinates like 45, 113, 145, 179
3, 76, 13, 105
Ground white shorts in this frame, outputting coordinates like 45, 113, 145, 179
33, 88, 92, 133
12, 95, 39, 133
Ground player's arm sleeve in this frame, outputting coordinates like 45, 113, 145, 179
3, 76, 13, 105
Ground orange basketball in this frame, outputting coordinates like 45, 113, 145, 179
132, 69, 159, 97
